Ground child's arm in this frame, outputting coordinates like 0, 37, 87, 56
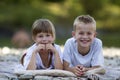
84, 66, 101, 71
26, 44, 45, 70
46, 44, 63, 69
26, 50, 37, 70
54, 50, 63, 69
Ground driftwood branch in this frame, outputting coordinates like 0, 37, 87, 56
14, 69, 76, 77
84, 67, 106, 76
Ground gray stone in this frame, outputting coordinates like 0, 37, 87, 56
17, 75, 33, 80
35, 76, 53, 80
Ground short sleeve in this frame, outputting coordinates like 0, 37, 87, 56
23, 53, 31, 69
63, 39, 72, 66
23, 44, 36, 69
91, 38, 104, 67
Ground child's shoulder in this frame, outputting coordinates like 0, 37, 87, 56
27, 43, 36, 51
65, 37, 75, 43
94, 38, 102, 44
53, 44, 62, 52
92, 38, 102, 46
54, 43, 60, 47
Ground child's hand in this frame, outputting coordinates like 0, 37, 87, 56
35, 44, 46, 53
46, 43, 56, 53
73, 65, 85, 76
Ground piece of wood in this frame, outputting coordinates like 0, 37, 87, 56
14, 69, 76, 77
84, 67, 106, 76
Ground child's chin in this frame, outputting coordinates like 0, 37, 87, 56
81, 44, 90, 48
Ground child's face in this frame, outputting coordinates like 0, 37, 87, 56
33, 32, 54, 44
72, 23, 96, 48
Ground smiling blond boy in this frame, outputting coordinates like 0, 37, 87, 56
63, 15, 104, 76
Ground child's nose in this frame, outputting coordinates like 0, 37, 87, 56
42, 37, 48, 43
83, 34, 88, 38
43, 37, 47, 40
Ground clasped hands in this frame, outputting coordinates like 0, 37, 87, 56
35, 43, 55, 54
73, 65, 88, 76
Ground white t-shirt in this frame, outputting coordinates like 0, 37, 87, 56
23, 43, 63, 69
63, 37, 104, 67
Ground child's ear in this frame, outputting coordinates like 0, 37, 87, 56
94, 32, 97, 37
72, 31, 75, 37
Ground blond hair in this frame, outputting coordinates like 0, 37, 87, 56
73, 15, 96, 31
32, 19, 56, 40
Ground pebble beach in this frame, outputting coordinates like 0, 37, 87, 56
0, 47, 120, 79
0, 46, 120, 67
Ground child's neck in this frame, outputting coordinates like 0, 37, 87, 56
39, 51, 50, 68
78, 46, 90, 56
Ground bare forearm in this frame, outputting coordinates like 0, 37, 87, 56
54, 51, 63, 69
64, 67, 75, 73
27, 52, 36, 70
63, 61, 74, 73
85, 66, 101, 71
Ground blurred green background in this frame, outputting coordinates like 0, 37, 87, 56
0, 0, 120, 48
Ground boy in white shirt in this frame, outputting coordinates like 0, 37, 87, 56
23, 19, 63, 70
63, 15, 104, 76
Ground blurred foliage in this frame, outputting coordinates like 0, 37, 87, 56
0, 0, 120, 47
80, 0, 104, 15
98, 32, 120, 47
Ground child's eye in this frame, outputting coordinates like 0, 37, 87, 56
79, 32, 84, 35
46, 34, 50, 37
39, 35, 43, 38
87, 32, 92, 35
